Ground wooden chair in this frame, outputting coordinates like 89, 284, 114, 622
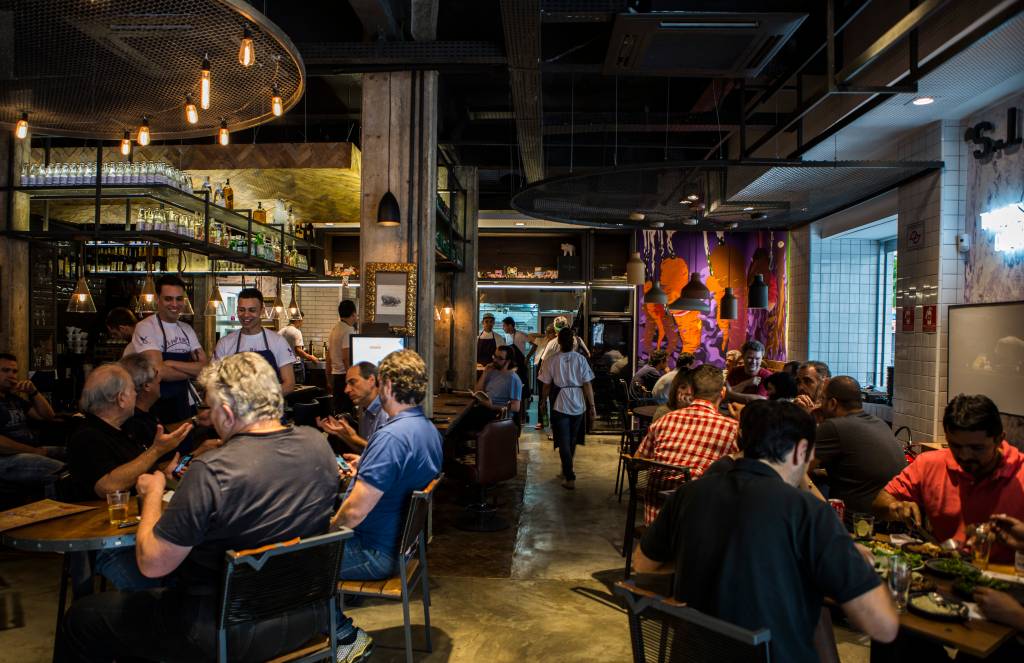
622, 455, 691, 578
339, 476, 442, 663
218, 531, 349, 663
614, 581, 771, 662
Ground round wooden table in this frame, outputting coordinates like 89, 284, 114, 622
632, 404, 659, 420
1, 503, 139, 552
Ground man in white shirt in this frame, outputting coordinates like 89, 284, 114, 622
278, 313, 317, 385
128, 275, 207, 425
501, 317, 534, 362
327, 299, 358, 415
214, 288, 296, 394
540, 316, 590, 361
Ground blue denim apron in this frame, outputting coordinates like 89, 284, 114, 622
235, 328, 281, 381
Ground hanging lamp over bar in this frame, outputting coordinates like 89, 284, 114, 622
626, 252, 645, 286
719, 287, 739, 320
377, 191, 401, 226
668, 273, 711, 313
206, 282, 226, 316
286, 282, 302, 320
136, 275, 158, 314
644, 280, 668, 305
67, 276, 97, 313
748, 274, 769, 309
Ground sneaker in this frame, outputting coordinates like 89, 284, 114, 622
562, 479, 575, 490
336, 628, 374, 663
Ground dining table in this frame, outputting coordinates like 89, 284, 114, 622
867, 537, 1021, 661
2, 501, 146, 662
430, 392, 475, 433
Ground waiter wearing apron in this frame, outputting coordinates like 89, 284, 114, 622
476, 312, 499, 367
213, 288, 296, 394
129, 275, 208, 426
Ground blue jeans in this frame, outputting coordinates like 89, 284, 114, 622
551, 410, 583, 481
335, 534, 397, 639
94, 548, 163, 591
0, 451, 65, 487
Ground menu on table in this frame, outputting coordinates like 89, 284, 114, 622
0, 500, 95, 533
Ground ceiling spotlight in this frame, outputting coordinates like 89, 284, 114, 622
136, 116, 151, 147
200, 54, 212, 110
682, 217, 699, 226
742, 206, 754, 211
217, 119, 230, 146
679, 199, 692, 205
238, 24, 255, 67
271, 85, 283, 117
184, 95, 199, 124
629, 211, 646, 222
649, 221, 665, 228
14, 112, 28, 140
120, 130, 132, 156
911, 96, 935, 106
686, 194, 699, 201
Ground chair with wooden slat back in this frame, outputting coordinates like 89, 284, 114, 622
218, 530, 348, 663
339, 474, 443, 663
613, 581, 771, 663
621, 455, 691, 579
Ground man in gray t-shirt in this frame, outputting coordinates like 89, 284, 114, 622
814, 377, 907, 514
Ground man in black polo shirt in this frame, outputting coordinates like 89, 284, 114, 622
118, 353, 162, 451
64, 352, 339, 662
634, 400, 898, 662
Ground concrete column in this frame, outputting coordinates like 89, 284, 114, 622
451, 166, 479, 390
0, 132, 31, 371
359, 71, 439, 394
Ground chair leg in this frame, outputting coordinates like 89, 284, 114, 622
400, 565, 413, 663
419, 538, 433, 653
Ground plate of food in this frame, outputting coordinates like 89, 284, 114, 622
908, 593, 969, 622
924, 557, 981, 579
902, 541, 948, 559
870, 543, 924, 571
911, 571, 936, 593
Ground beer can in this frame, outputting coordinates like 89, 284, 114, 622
828, 498, 846, 523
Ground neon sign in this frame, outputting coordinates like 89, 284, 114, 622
979, 204, 1024, 254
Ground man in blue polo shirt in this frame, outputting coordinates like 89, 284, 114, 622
329, 349, 442, 663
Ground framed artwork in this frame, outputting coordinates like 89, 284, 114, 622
364, 262, 417, 335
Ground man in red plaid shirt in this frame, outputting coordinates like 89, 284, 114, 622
637, 364, 739, 523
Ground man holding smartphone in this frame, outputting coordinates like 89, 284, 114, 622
318, 361, 388, 452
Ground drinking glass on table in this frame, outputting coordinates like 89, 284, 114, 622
852, 513, 875, 539
972, 523, 993, 569
106, 490, 130, 525
888, 557, 911, 613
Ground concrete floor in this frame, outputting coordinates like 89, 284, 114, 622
0, 423, 872, 662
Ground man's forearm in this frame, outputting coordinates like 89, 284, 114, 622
0, 434, 47, 455
872, 490, 897, 519
29, 392, 57, 420
163, 360, 204, 379
94, 447, 165, 497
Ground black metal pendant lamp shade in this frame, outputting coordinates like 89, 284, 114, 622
719, 287, 739, 319
644, 280, 668, 305
748, 274, 769, 309
668, 273, 711, 313
377, 190, 401, 226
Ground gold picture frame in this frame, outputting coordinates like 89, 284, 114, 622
364, 262, 417, 335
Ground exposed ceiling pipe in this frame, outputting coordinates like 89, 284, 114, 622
500, 0, 545, 183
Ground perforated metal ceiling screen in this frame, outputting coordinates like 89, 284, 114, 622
0, 0, 304, 140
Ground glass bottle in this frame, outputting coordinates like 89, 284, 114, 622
223, 178, 234, 210
253, 201, 267, 223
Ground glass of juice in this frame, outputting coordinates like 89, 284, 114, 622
106, 490, 130, 525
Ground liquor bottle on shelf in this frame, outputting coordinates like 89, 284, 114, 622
305, 223, 315, 242
202, 176, 212, 196
253, 201, 267, 223
214, 181, 224, 206
286, 206, 295, 236
223, 179, 234, 210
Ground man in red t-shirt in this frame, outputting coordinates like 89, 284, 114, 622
725, 340, 772, 404
873, 394, 1024, 563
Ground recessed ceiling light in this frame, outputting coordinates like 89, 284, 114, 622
911, 96, 935, 106
514, 222, 526, 226
682, 217, 699, 226
679, 199, 692, 205
629, 211, 646, 222
686, 194, 699, 201
324, 223, 335, 226
742, 206, 754, 211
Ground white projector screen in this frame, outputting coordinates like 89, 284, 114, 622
948, 302, 1024, 416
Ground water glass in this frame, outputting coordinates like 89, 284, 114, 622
888, 556, 911, 613
972, 524, 993, 569
106, 490, 130, 525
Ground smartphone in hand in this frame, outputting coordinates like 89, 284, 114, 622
335, 454, 352, 473
172, 454, 194, 480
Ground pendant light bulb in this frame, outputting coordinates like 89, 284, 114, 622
180, 293, 195, 317
67, 277, 97, 313
136, 275, 158, 314
120, 130, 132, 156
271, 85, 283, 117
748, 273, 769, 309
644, 280, 668, 306
217, 119, 229, 146
136, 116, 151, 147
286, 282, 302, 320
14, 112, 29, 140
719, 287, 739, 320
626, 251, 646, 286
200, 54, 211, 110
184, 95, 199, 124
205, 282, 226, 316
238, 24, 255, 67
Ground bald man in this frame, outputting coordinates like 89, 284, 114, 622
813, 376, 907, 514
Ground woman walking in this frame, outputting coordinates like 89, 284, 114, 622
538, 328, 596, 489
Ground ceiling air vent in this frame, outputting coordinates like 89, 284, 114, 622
603, 11, 806, 78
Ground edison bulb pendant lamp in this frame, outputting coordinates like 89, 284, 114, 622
719, 287, 739, 320
200, 55, 212, 110
377, 190, 401, 226
120, 131, 132, 156
748, 273, 769, 309
271, 86, 283, 117
137, 117, 151, 147
136, 275, 158, 314
184, 95, 199, 124
67, 277, 97, 313
238, 24, 255, 67
206, 283, 226, 316
180, 293, 196, 317
644, 280, 668, 305
15, 113, 29, 140
217, 120, 230, 146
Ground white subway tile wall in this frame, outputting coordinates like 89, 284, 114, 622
786, 227, 812, 361
287, 285, 360, 355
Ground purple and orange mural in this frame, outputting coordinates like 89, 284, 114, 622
637, 230, 789, 368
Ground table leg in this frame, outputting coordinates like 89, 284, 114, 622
52, 554, 70, 663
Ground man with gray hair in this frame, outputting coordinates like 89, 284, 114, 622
67, 363, 192, 590
119, 353, 163, 452
65, 352, 340, 662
